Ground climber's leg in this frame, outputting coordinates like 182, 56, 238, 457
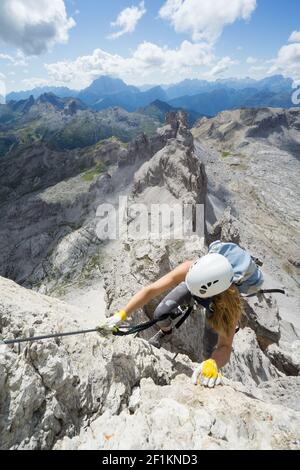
149, 282, 193, 348
153, 281, 193, 330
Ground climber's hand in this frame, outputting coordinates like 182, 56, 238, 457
191, 359, 223, 388
97, 310, 127, 334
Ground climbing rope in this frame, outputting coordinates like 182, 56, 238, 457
0, 328, 99, 346
0, 289, 285, 346
0, 306, 193, 345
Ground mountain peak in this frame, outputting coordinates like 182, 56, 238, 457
10, 94, 35, 113
36, 92, 65, 109
78, 75, 140, 106
83, 75, 138, 95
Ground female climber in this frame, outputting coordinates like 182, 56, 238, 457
100, 241, 264, 388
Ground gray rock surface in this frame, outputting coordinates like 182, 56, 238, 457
103, 112, 207, 360
1, 276, 300, 450
102, 111, 298, 378
223, 328, 282, 387
0, 113, 183, 293
192, 107, 300, 380
0, 108, 299, 450
55, 374, 300, 450
0, 276, 192, 450
193, 108, 300, 307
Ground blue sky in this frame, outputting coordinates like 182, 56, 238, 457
0, 0, 299, 93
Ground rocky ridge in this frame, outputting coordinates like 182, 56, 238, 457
0, 95, 160, 157
0, 109, 299, 450
0, 113, 181, 291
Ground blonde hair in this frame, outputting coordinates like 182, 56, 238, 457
208, 286, 242, 337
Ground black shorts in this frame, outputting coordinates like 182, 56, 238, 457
153, 282, 219, 358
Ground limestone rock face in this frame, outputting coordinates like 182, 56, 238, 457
55, 374, 300, 451
193, 108, 300, 305
103, 238, 207, 362
222, 328, 282, 387
1, 108, 299, 451
194, 108, 300, 155
63, 100, 79, 116
0, 276, 192, 450
192, 107, 300, 386
266, 341, 300, 376
0, 111, 200, 297
207, 208, 241, 245
118, 111, 193, 169
0, 139, 115, 289
103, 112, 207, 361
256, 376, 300, 412
103, 109, 299, 379
132, 140, 206, 203
1, 276, 300, 451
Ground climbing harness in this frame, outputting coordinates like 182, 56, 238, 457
112, 305, 193, 337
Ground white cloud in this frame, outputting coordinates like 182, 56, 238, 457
133, 40, 213, 69
21, 77, 52, 90
269, 43, 300, 82
246, 56, 258, 64
159, 0, 257, 42
249, 65, 267, 72
0, 0, 75, 55
14, 50, 28, 66
0, 50, 28, 66
207, 56, 238, 77
289, 31, 300, 43
45, 40, 214, 88
0, 53, 14, 62
109, 1, 146, 39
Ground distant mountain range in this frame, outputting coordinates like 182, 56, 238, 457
165, 75, 293, 99
0, 91, 204, 158
7, 86, 79, 102
169, 86, 293, 116
0, 92, 161, 156
6, 74, 296, 118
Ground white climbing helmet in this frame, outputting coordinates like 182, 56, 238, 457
185, 253, 234, 298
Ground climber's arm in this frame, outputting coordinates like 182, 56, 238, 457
123, 261, 193, 317
191, 324, 237, 388
211, 325, 236, 369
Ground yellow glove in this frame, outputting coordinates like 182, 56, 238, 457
97, 310, 127, 334
191, 359, 223, 388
